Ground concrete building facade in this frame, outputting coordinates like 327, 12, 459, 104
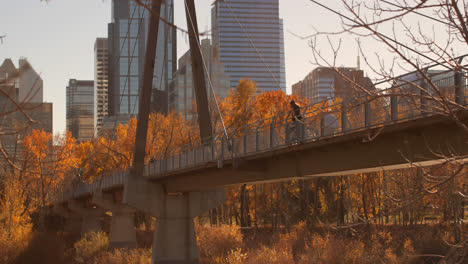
0, 58, 51, 165
107, 0, 176, 119
94, 38, 109, 135
0, 58, 43, 104
169, 39, 231, 120
292, 67, 374, 104
211, 0, 286, 92
67, 79, 94, 142
18, 58, 43, 103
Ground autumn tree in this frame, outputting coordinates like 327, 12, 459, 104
76, 112, 197, 183
302, 0, 468, 237
21, 130, 78, 209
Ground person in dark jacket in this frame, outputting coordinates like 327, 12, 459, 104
290, 100, 302, 121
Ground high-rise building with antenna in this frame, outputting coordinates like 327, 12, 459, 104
211, 0, 286, 92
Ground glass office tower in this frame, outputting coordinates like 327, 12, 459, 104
212, 0, 286, 92
108, 0, 176, 117
66, 79, 95, 142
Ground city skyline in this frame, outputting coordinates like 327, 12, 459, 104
0, 2, 466, 262
0, 0, 420, 135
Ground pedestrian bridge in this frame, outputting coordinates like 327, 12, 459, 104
54, 67, 468, 264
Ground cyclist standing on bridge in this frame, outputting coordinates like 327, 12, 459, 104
289, 100, 305, 142
290, 100, 302, 121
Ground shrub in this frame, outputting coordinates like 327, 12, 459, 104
275, 221, 307, 258
299, 233, 349, 264
245, 246, 293, 264
73, 231, 109, 263
89, 248, 151, 264
197, 225, 243, 263
0, 227, 31, 264
225, 248, 247, 264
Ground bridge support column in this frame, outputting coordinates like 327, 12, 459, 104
53, 204, 82, 237
93, 192, 137, 249
68, 200, 104, 235
124, 176, 226, 264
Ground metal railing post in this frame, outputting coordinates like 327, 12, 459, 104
270, 122, 275, 147
420, 80, 429, 115
243, 133, 247, 154
232, 138, 235, 156
365, 100, 371, 127
202, 145, 205, 162
221, 136, 225, 160
391, 95, 398, 121
320, 114, 325, 137
455, 68, 465, 106
211, 141, 215, 161
193, 148, 196, 165
341, 102, 348, 132
256, 131, 260, 151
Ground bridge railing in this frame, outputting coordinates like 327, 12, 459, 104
58, 58, 468, 201
144, 65, 468, 177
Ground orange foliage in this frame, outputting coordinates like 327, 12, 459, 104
252, 90, 308, 122
77, 112, 197, 182
220, 78, 258, 130
22, 130, 78, 207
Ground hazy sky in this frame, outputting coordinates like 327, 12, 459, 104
0, 0, 419, 135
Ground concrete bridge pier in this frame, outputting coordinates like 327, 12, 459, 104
52, 203, 82, 236
68, 200, 105, 235
124, 176, 226, 264
93, 191, 137, 249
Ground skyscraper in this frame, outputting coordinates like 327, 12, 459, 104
0, 58, 43, 104
94, 38, 109, 134
0, 58, 52, 165
18, 58, 43, 103
107, 0, 176, 119
169, 39, 231, 120
66, 79, 94, 142
211, 0, 286, 92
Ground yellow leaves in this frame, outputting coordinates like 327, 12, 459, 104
219, 78, 310, 133
146, 112, 196, 160
220, 79, 258, 130
196, 224, 243, 263
22, 129, 78, 207
0, 175, 32, 243
318, 190, 328, 215
22, 129, 51, 160
79, 111, 197, 182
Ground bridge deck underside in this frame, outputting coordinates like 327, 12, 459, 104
157, 114, 468, 192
